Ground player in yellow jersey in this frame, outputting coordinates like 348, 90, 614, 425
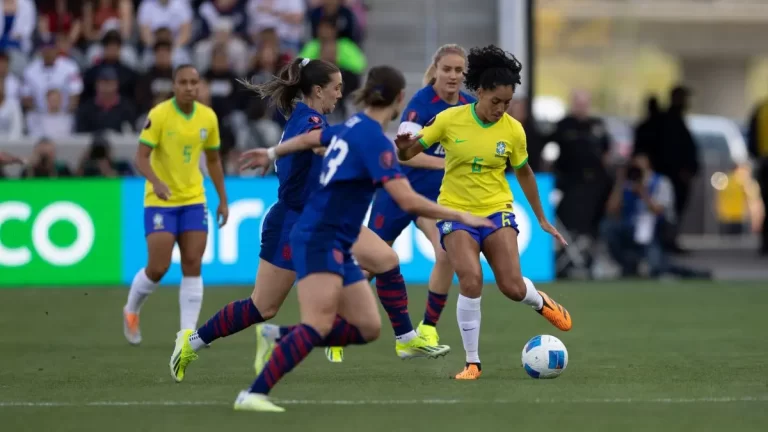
123, 65, 229, 350
396, 45, 572, 380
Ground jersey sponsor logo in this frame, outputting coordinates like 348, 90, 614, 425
425, 116, 436, 127
200, 129, 208, 141
379, 150, 394, 169
282, 244, 292, 260
495, 142, 506, 157
407, 110, 418, 122
144, 118, 151, 130
332, 249, 344, 264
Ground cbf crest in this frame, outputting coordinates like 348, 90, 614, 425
495, 142, 506, 157
153, 213, 164, 230
441, 221, 453, 234
200, 129, 208, 141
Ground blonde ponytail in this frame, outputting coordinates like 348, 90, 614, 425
423, 63, 437, 86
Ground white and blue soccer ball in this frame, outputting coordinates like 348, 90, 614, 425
521, 335, 568, 379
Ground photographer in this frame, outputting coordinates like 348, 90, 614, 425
22, 138, 72, 178
601, 153, 709, 279
77, 134, 133, 177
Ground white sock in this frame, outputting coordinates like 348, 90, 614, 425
188, 331, 206, 351
179, 276, 204, 330
456, 294, 481, 364
125, 268, 158, 314
521, 277, 544, 310
395, 330, 417, 343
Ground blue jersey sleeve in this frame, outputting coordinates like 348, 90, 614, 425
361, 133, 403, 184
400, 99, 429, 126
299, 114, 326, 134
320, 124, 341, 147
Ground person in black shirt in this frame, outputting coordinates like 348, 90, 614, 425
82, 30, 137, 101
75, 67, 137, 133
135, 41, 174, 113
309, 0, 359, 43
203, 44, 239, 120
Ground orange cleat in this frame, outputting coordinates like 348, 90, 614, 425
536, 291, 572, 331
123, 309, 142, 345
454, 363, 482, 380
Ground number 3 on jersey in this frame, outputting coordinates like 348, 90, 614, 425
319, 136, 349, 185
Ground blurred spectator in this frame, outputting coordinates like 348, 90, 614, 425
0, 0, 37, 55
550, 90, 612, 237
198, 0, 248, 42
309, 0, 359, 44
237, 96, 280, 153
85, 26, 139, 69
137, 0, 192, 50
0, 50, 21, 101
203, 44, 240, 120
82, 0, 134, 43
194, 17, 248, 75
601, 153, 708, 279
715, 162, 764, 236
21, 35, 82, 113
508, 98, 545, 172
37, 0, 82, 56
247, 0, 306, 54
245, 29, 290, 84
747, 94, 768, 256
632, 96, 662, 163
0, 78, 23, 138
656, 86, 699, 254
26, 88, 73, 138
76, 133, 133, 177
22, 137, 71, 178
82, 30, 138, 100
75, 67, 137, 133
136, 41, 173, 113
140, 26, 191, 71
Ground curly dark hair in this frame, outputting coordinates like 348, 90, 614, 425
464, 45, 523, 93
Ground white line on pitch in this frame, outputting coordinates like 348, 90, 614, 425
1, 396, 767, 408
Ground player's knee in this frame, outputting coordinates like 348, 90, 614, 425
180, 255, 202, 276
497, 272, 526, 301
305, 314, 336, 337
358, 317, 381, 342
145, 264, 169, 282
250, 292, 278, 320
370, 248, 400, 275
456, 269, 483, 298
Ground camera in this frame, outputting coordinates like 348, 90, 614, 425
626, 165, 643, 182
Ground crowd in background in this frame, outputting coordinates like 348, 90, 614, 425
0, 0, 368, 177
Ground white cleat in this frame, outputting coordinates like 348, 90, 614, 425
123, 309, 142, 345
233, 391, 285, 412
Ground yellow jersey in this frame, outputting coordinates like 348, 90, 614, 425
418, 104, 528, 216
139, 98, 220, 207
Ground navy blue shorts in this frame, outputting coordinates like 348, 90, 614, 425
259, 202, 301, 271
144, 204, 208, 237
436, 211, 519, 250
289, 233, 365, 286
368, 184, 440, 242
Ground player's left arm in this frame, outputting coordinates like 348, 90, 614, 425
240, 129, 325, 172
204, 113, 229, 227
510, 123, 565, 245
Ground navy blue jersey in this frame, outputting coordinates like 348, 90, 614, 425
293, 113, 404, 248
275, 102, 328, 210
398, 85, 475, 193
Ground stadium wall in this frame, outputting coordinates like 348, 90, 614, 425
0, 176, 555, 286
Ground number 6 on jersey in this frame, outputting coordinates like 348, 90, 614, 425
319, 136, 349, 185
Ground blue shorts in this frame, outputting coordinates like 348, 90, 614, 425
436, 211, 519, 250
289, 233, 365, 286
259, 202, 301, 271
368, 184, 440, 242
144, 204, 208, 237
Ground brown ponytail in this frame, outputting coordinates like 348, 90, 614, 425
238, 58, 339, 117
352, 66, 406, 108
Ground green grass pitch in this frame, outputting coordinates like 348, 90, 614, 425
1, 282, 767, 432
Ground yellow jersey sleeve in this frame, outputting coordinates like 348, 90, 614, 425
204, 110, 221, 150
418, 110, 450, 149
508, 119, 529, 169
139, 107, 164, 148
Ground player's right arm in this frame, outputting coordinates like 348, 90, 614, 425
135, 109, 170, 200
396, 111, 449, 161
366, 134, 492, 229
239, 128, 328, 173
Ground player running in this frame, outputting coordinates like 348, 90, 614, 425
396, 45, 572, 380
124, 64, 229, 345
368, 44, 474, 348
169, 58, 447, 383
233, 65, 494, 412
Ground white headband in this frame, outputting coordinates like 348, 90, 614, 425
300, 58, 311, 67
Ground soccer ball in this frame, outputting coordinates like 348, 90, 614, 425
521, 335, 568, 379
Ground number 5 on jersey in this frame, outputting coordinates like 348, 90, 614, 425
319, 136, 349, 185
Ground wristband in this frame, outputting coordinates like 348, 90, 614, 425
267, 147, 277, 161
